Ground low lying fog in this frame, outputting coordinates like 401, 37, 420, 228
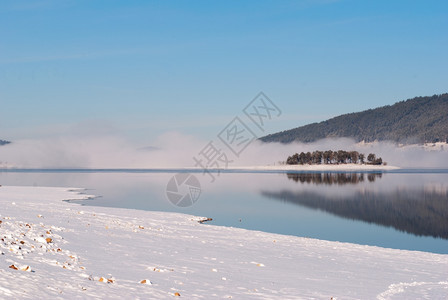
1, 132, 447, 169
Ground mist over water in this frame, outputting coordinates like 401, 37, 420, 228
0, 131, 447, 169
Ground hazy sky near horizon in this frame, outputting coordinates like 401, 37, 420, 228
1, 0, 447, 143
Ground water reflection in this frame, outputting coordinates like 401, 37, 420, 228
1, 170, 447, 253
262, 173, 448, 239
286, 172, 382, 185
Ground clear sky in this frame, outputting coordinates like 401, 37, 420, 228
1, 0, 447, 143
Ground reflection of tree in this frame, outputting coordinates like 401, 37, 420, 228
262, 189, 448, 239
286, 173, 382, 185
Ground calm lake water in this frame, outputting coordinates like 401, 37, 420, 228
1, 169, 447, 254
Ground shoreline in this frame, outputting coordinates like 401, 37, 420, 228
1, 185, 447, 299
225, 164, 400, 171
0, 164, 400, 173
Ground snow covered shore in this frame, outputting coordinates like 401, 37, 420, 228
1, 186, 446, 299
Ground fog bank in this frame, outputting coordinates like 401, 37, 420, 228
0, 133, 447, 169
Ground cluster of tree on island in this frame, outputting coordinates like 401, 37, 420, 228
285, 150, 384, 165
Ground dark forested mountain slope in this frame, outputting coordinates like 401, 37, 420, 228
260, 94, 448, 144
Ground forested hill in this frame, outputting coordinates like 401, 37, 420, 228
260, 94, 448, 144
0, 140, 10, 146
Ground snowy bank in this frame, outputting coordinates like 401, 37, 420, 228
1, 186, 446, 299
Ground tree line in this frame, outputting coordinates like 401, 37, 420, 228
261, 93, 448, 144
286, 150, 384, 165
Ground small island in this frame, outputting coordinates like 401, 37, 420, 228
227, 150, 397, 172
285, 150, 384, 166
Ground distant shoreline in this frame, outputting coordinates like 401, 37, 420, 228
0, 164, 400, 172
229, 164, 401, 171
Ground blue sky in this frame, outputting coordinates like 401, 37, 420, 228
1, 0, 447, 143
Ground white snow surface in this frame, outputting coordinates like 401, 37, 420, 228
0, 186, 447, 299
